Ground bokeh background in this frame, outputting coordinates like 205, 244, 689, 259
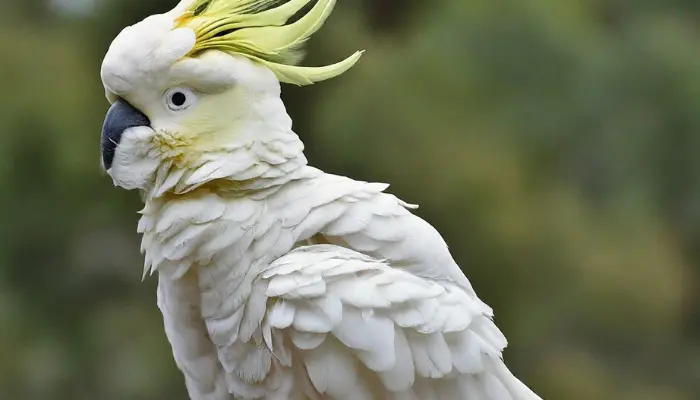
1, 0, 699, 399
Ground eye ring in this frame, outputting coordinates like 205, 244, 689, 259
165, 87, 197, 111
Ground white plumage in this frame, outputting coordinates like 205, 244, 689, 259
98, 1, 542, 398
141, 170, 541, 399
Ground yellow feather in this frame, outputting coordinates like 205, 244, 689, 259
228, 0, 335, 52
175, 0, 362, 85
257, 50, 364, 86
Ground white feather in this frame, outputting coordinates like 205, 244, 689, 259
138, 167, 541, 399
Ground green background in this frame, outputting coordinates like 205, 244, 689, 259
1, 0, 698, 398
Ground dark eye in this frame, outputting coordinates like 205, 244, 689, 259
165, 87, 196, 111
171, 91, 187, 107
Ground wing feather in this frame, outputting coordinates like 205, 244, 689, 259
254, 244, 541, 399
157, 274, 232, 400
152, 171, 540, 399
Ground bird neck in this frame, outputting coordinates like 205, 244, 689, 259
144, 93, 312, 200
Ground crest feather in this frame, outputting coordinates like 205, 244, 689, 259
176, 0, 363, 86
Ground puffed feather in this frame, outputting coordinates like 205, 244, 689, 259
139, 168, 541, 400
244, 245, 539, 399
267, 300, 295, 329
379, 327, 415, 391
156, 273, 231, 400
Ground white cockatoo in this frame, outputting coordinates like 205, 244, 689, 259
99, 1, 542, 399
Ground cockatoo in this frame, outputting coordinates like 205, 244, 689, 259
99, 1, 542, 399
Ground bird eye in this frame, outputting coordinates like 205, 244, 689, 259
165, 88, 196, 111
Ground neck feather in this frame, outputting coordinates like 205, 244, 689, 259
146, 101, 308, 199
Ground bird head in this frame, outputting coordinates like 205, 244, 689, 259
100, 0, 362, 196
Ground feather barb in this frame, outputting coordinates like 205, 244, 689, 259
175, 0, 363, 86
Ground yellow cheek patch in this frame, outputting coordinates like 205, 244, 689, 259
152, 130, 193, 150
152, 130, 197, 165
151, 114, 240, 167
175, 0, 363, 86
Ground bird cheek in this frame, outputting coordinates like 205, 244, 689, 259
108, 126, 161, 190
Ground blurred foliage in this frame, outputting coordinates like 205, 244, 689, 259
1, 0, 699, 398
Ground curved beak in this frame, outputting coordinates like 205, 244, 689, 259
101, 99, 150, 170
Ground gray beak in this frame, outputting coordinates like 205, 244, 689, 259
101, 99, 150, 170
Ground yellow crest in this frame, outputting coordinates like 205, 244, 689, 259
175, 0, 364, 86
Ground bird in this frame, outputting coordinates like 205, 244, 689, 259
98, 0, 542, 399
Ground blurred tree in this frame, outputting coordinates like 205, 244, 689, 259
360, 0, 424, 34
310, 0, 699, 397
1, 0, 698, 398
